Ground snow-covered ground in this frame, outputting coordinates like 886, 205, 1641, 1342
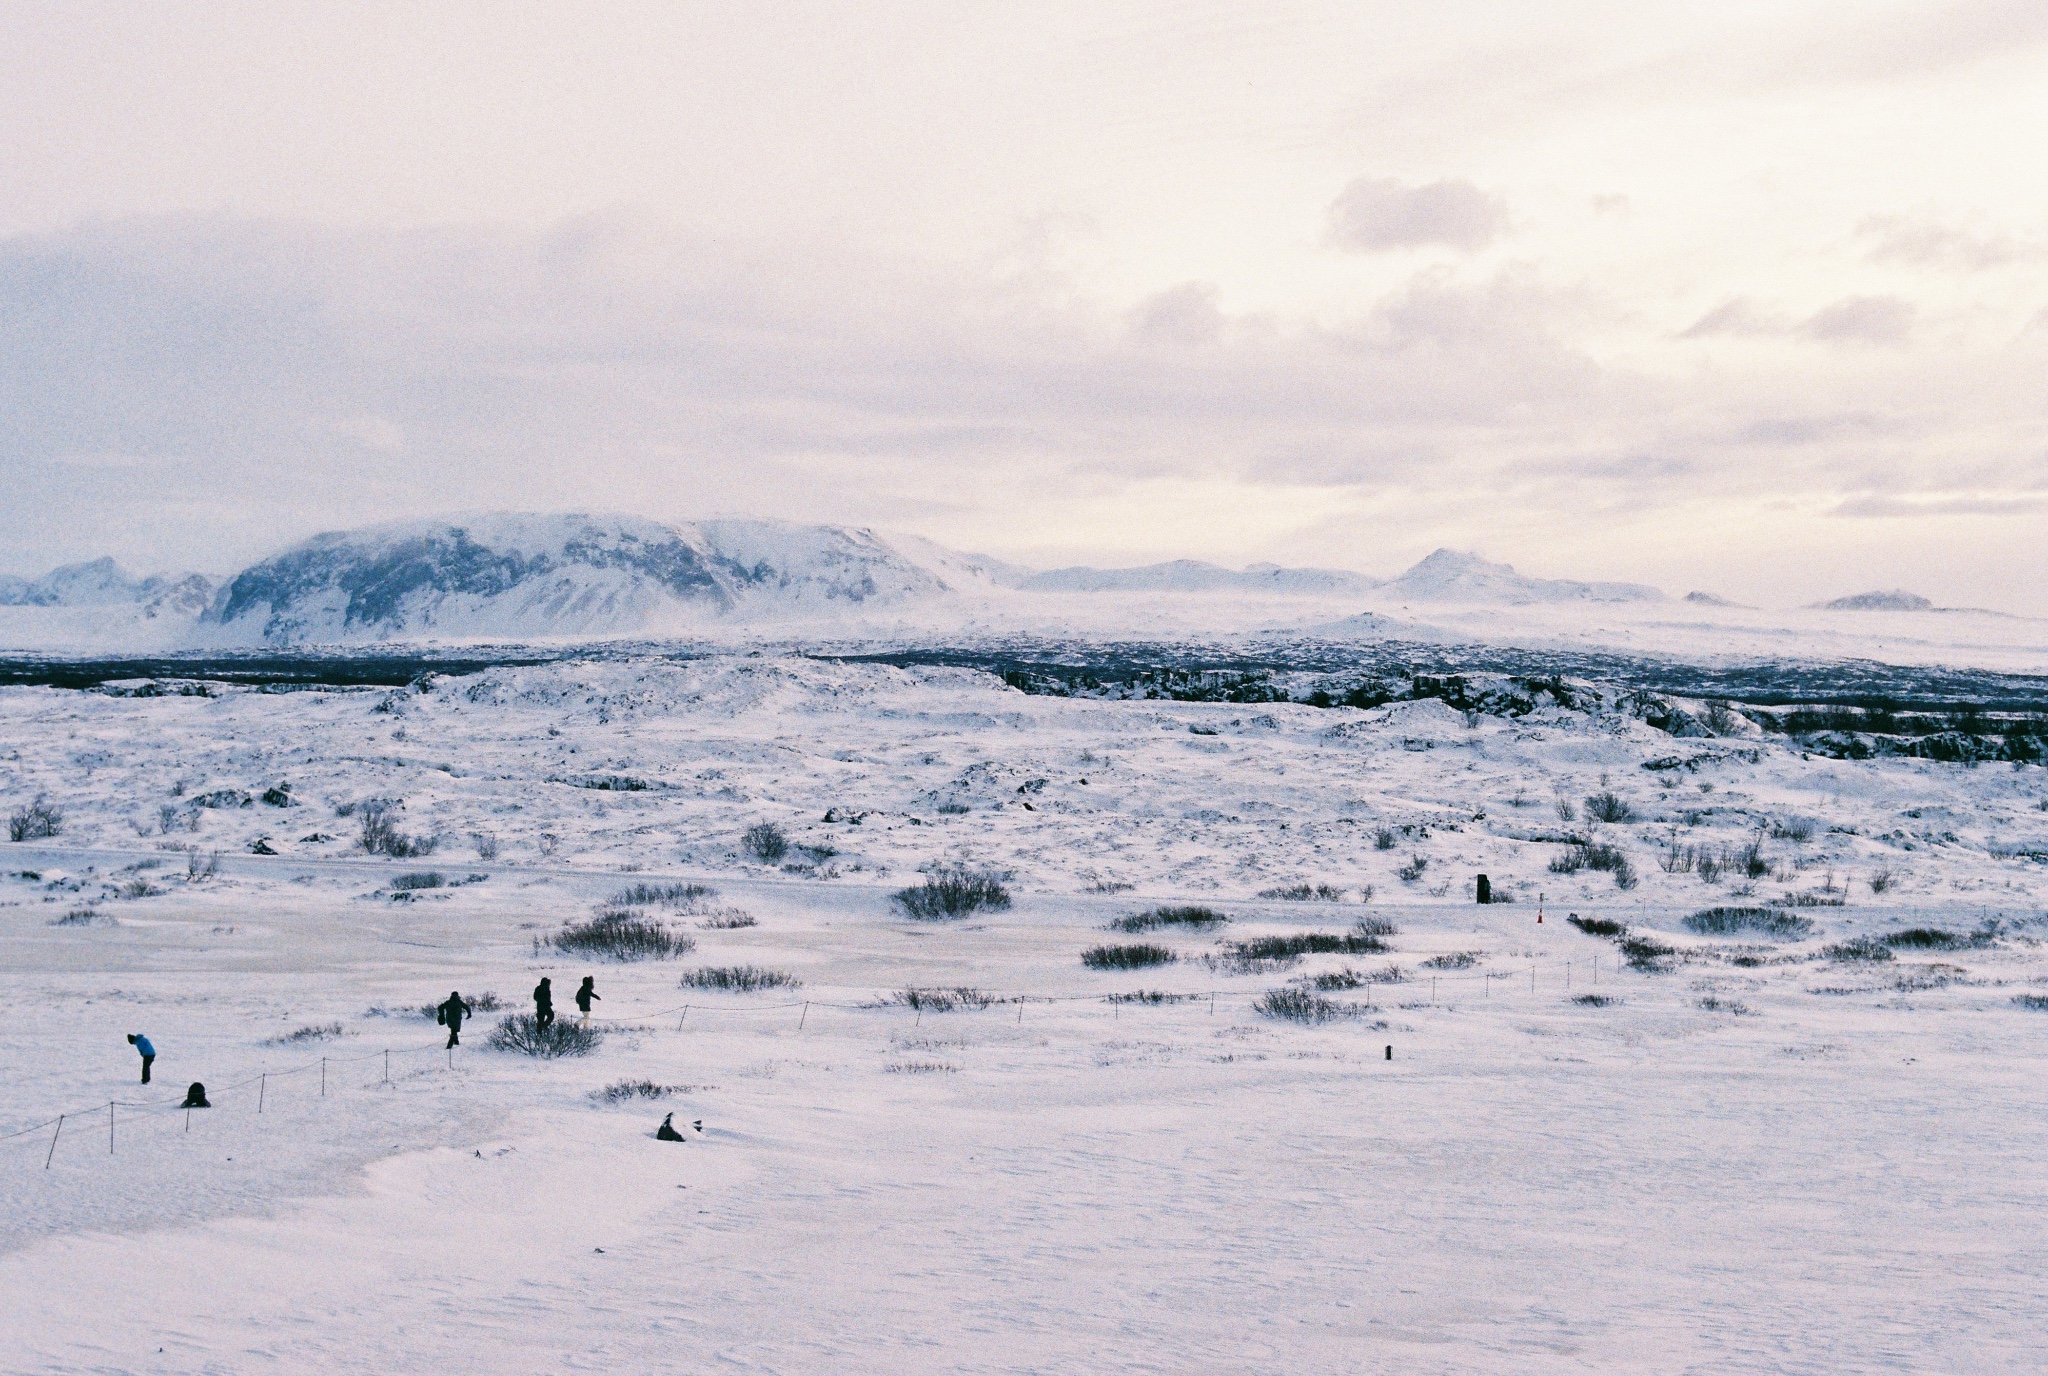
4, 655, 2047, 1372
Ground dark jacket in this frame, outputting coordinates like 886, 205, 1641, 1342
533, 979, 553, 1010
438, 993, 473, 1027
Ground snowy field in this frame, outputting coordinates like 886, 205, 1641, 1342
4, 655, 2048, 1373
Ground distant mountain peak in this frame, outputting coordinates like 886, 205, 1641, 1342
1384, 548, 1663, 605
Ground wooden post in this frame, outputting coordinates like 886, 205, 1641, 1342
259, 1074, 266, 1113
44, 1114, 63, 1169
799, 1002, 809, 1030
321, 1058, 327, 1096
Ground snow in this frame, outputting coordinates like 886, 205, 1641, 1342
2, 653, 2047, 1370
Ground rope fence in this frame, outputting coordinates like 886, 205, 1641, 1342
4, 952, 1614, 1167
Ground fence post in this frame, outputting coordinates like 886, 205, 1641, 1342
259, 1074, 266, 1113
384, 1050, 390, 1084
321, 1058, 327, 1096
799, 1002, 809, 1030
44, 1114, 63, 1169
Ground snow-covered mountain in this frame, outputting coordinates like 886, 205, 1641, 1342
0, 557, 216, 617
201, 513, 959, 645
1020, 560, 1379, 595
1380, 549, 1664, 604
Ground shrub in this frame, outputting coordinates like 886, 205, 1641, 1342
1697, 996, 1751, 1014
1112, 905, 1225, 932
679, 965, 800, 991
1568, 915, 1625, 937
936, 802, 970, 815
1081, 943, 1176, 970
1771, 818, 1816, 842
1883, 927, 1960, 949
1683, 906, 1814, 938
1739, 839, 1771, 879
1573, 993, 1615, 1007
8, 799, 62, 842
51, 906, 102, 926
1867, 866, 1897, 894
116, 878, 162, 899
893, 867, 1012, 920
613, 881, 715, 907
1551, 841, 1630, 875
472, 833, 501, 861
1353, 915, 1398, 937
1374, 828, 1397, 850
1396, 855, 1429, 882
1585, 791, 1634, 823
1618, 935, 1675, 971
1227, 932, 1389, 966
358, 802, 436, 858
1823, 937, 1894, 962
1421, 951, 1480, 970
547, 909, 691, 960
895, 987, 999, 1012
598, 1079, 685, 1102
1307, 965, 1404, 990
1255, 988, 1354, 1023
269, 1022, 344, 1044
390, 871, 445, 891
416, 992, 502, 1019
698, 907, 758, 929
2013, 994, 2048, 1011
186, 850, 222, 880
1106, 990, 1193, 1006
489, 1013, 604, 1056
741, 822, 788, 864
1259, 882, 1344, 901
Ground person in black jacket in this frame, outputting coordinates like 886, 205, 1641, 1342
437, 991, 474, 1048
575, 976, 599, 1025
533, 977, 554, 1031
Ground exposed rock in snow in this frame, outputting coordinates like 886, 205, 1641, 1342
1684, 590, 1748, 607
1816, 590, 1935, 612
1381, 549, 1664, 604
0, 557, 215, 614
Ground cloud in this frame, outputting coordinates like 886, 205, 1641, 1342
1679, 294, 1916, 347
1858, 214, 2040, 271
1799, 295, 1916, 346
1128, 281, 1225, 346
1325, 177, 1507, 253
1834, 491, 2048, 518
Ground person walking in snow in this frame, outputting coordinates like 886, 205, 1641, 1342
533, 976, 554, 1031
126, 1032, 155, 1084
437, 991, 473, 1049
575, 975, 599, 1026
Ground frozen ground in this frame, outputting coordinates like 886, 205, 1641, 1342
3, 655, 2047, 1372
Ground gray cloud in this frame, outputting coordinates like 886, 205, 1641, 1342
1859, 214, 2041, 271
1325, 177, 1507, 253
1799, 295, 1916, 346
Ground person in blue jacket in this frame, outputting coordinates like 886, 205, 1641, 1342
126, 1033, 155, 1084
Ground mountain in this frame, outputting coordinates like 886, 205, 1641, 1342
1020, 560, 1379, 594
1684, 591, 1751, 608
201, 513, 956, 645
1815, 590, 1934, 612
0, 557, 216, 617
1380, 549, 1664, 605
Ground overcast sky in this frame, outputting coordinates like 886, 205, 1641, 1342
3, 1, 2045, 609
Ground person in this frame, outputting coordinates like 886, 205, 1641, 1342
575, 975, 599, 1025
126, 1033, 155, 1084
656, 1112, 685, 1141
182, 1082, 210, 1108
436, 990, 474, 1049
533, 976, 554, 1031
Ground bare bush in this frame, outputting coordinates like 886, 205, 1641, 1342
547, 909, 692, 960
8, 799, 62, 843
1081, 943, 1176, 969
697, 907, 758, 929
1867, 866, 1897, 894
390, 871, 445, 891
359, 801, 436, 858
489, 1013, 603, 1056
1258, 882, 1345, 901
1823, 937, 1893, 962
269, 1022, 344, 1044
1771, 818, 1816, 843
1373, 827, 1397, 850
893, 867, 1011, 920
471, 832, 500, 861
612, 881, 715, 907
1396, 855, 1429, 883
1683, 906, 1813, 938
742, 822, 789, 864
1255, 988, 1356, 1023
1584, 791, 1634, 823
1112, 906, 1225, 932
679, 965, 800, 991
895, 987, 1000, 1012
1567, 915, 1625, 936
